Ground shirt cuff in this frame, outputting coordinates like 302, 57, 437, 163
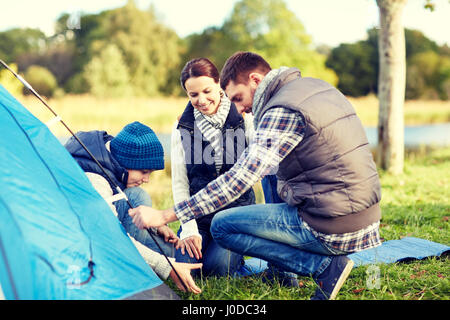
179, 219, 202, 240
174, 200, 197, 224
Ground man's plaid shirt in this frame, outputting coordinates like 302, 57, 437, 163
174, 107, 381, 253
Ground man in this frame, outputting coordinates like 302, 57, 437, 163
130, 52, 382, 300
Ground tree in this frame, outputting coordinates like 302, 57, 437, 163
375, 0, 438, 174
83, 44, 132, 98
65, 1, 182, 96
326, 41, 378, 96
376, 0, 408, 175
222, 0, 337, 85
182, 0, 337, 86
0, 63, 23, 97
24, 65, 58, 98
0, 28, 47, 64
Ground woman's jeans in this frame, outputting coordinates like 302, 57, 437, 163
175, 224, 244, 277
210, 203, 337, 278
114, 187, 175, 258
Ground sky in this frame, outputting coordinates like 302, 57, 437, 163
0, 0, 449, 48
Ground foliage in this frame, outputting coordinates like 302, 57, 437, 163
1, 1, 448, 100
0, 28, 47, 64
17, 42, 76, 90
326, 28, 449, 99
82, 44, 133, 98
182, 0, 337, 86
0, 63, 23, 97
24, 65, 58, 97
326, 41, 377, 96
67, 1, 182, 97
407, 51, 450, 100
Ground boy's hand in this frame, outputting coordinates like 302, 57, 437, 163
157, 225, 179, 245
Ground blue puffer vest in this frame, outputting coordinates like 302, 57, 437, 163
64, 130, 128, 193
177, 102, 255, 230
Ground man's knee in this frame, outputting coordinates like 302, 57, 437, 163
210, 211, 227, 241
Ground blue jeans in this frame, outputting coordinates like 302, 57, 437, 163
115, 187, 175, 258
210, 203, 336, 277
261, 175, 283, 204
175, 224, 244, 277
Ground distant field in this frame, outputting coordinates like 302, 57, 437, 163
348, 95, 450, 127
17, 94, 188, 136
15, 94, 450, 138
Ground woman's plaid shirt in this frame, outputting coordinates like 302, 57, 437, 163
174, 107, 381, 253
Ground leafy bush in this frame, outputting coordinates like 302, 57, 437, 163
24, 65, 58, 97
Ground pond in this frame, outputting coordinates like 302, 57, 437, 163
364, 123, 450, 148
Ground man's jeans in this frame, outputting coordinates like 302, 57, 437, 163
115, 187, 174, 258
210, 203, 336, 277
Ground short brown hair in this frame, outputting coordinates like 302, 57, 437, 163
220, 52, 271, 90
180, 58, 220, 91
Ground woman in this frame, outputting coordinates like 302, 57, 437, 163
171, 58, 255, 276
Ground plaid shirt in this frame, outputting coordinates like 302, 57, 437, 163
174, 107, 381, 253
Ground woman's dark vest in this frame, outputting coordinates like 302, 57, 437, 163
254, 68, 381, 234
177, 102, 255, 230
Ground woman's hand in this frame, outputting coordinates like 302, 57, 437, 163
170, 261, 203, 294
129, 205, 177, 229
176, 236, 202, 260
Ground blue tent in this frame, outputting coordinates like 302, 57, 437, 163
0, 85, 177, 300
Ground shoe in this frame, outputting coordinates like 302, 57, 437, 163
311, 256, 354, 300
261, 267, 300, 288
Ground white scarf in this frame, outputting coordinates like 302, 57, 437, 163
194, 91, 231, 173
252, 66, 289, 128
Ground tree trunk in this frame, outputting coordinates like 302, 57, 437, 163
376, 0, 407, 175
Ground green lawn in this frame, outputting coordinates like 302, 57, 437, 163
159, 147, 450, 300
20, 93, 448, 300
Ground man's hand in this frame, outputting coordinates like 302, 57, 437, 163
176, 236, 202, 260
170, 261, 203, 294
128, 205, 177, 229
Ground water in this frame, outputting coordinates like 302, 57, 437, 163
364, 123, 450, 148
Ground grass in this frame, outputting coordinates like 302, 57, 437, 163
144, 147, 449, 300
16, 93, 449, 300
15, 93, 450, 137
16, 94, 188, 136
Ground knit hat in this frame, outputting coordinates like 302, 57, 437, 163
110, 121, 164, 170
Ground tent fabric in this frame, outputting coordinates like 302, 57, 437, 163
0, 85, 171, 300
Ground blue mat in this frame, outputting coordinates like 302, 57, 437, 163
348, 237, 450, 268
237, 237, 449, 276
